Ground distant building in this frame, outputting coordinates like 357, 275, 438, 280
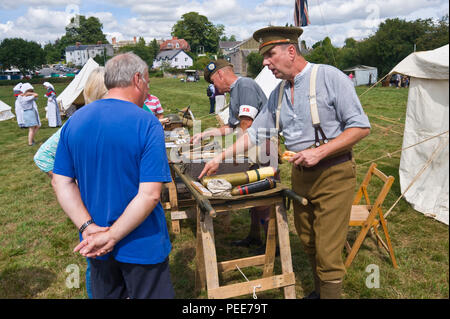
224, 37, 259, 76
160, 37, 191, 52
65, 42, 113, 66
343, 65, 378, 86
219, 41, 242, 56
153, 50, 193, 69
111, 37, 137, 52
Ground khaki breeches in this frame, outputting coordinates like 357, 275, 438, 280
291, 159, 356, 281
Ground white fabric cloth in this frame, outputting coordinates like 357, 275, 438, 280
57, 58, 99, 112
0, 100, 15, 121
47, 94, 62, 127
15, 98, 24, 126
43, 82, 55, 91
13, 83, 23, 92
20, 83, 34, 93
391, 44, 449, 225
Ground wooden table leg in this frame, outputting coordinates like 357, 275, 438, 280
275, 202, 296, 299
262, 205, 277, 278
199, 208, 220, 298
168, 168, 180, 234
195, 207, 206, 293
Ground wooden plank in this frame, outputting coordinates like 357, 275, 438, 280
171, 210, 195, 220
262, 206, 277, 278
218, 255, 266, 273
213, 197, 283, 213
208, 273, 295, 299
275, 203, 296, 299
201, 209, 220, 291
195, 207, 206, 292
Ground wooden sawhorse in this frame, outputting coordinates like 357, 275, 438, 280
194, 193, 296, 299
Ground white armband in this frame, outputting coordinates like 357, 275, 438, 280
239, 105, 259, 120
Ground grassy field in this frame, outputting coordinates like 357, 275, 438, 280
0, 78, 448, 299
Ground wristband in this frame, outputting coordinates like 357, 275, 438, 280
79, 219, 94, 234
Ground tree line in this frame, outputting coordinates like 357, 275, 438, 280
0, 12, 231, 75
247, 15, 448, 78
1, 13, 448, 77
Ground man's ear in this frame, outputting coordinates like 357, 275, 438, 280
288, 44, 297, 60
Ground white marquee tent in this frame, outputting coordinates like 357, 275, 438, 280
57, 58, 99, 115
390, 44, 449, 225
0, 100, 15, 121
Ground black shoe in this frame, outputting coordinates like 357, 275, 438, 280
231, 237, 262, 247
302, 291, 320, 299
252, 245, 280, 257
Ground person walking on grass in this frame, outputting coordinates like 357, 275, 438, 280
52, 52, 174, 299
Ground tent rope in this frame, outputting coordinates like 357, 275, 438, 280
359, 73, 390, 98
357, 130, 449, 168
383, 135, 449, 219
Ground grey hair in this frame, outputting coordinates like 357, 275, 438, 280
104, 52, 148, 89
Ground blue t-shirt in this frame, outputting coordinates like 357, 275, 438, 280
53, 98, 172, 265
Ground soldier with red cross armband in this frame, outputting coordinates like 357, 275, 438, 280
192, 59, 272, 254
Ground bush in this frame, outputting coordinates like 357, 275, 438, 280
149, 69, 163, 78
0, 77, 73, 86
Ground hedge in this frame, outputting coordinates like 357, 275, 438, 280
0, 77, 74, 86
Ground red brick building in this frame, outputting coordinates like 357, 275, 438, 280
160, 37, 191, 52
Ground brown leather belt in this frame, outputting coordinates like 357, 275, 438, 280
296, 152, 352, 171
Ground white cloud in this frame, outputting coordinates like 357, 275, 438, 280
0, 0, 447, 47
0, 0, 81, 10
0, 7, 71, 43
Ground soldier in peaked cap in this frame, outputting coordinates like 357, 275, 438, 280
195, 59, 274, 254
200, 26, 371, 299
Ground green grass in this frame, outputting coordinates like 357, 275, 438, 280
0, 79, 448, 299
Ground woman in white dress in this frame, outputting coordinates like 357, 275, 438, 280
13, 83, 25, 128
43, 82, 62, 127
18, 83, 40, 146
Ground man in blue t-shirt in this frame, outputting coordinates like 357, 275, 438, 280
52, 52, 174, 299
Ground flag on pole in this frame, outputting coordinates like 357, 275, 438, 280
294, 0, 310, 27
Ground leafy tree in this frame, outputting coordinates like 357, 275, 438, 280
305, 37, 339, 66
119, 38, 154, 67
61, 15, 108, 46
246, 52, 264, 78
192, 55, 211, 71
172, 12, 225, 54
148, 39, 160, 61
43, 42, 63, 64
304, 16, 449, 77
0, 38, 45, 75
52, 15, 109, 61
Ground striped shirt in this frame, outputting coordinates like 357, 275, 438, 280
143, 94, 163, 114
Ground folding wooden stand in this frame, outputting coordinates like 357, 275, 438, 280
193, 194, 296, 299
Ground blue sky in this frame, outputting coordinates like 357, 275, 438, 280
0, 0, 448, 47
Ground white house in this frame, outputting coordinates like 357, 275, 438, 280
65, 43, 114, 66
153, 50, 193, 69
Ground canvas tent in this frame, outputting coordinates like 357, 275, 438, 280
344, 65, 378, 86
0, 100, 15, 121
57, 58, 99, 115
216, 66, 281, 125
389, 44, 449, 225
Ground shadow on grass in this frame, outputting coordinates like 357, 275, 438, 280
171, 246, 197, 299
0, 266, 56, 298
